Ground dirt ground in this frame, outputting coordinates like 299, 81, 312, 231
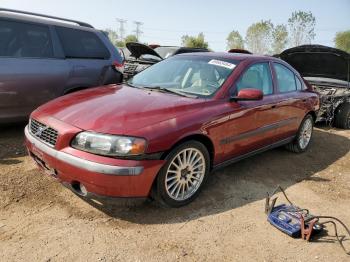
0, 123, 349, 262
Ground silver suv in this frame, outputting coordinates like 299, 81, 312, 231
0, 9, 124, 123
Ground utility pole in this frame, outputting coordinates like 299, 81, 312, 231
116, 18, 127, 41
133, 21, 143, 41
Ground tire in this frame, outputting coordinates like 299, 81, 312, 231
286, 114, 314, 153
334, 102, 350, 129
152, 141, 210, 207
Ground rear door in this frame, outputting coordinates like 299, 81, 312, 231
221, 62, 283, 160
271, 62, 306, 140
54, 26, 111, 91
0, 19, 68, 121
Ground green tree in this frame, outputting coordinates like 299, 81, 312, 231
124, 34, 138, 43
181, 33, 209, 48
288, 11, 316, 47
334, 30, 350, 53
115, 35, 138, 47
116, 40, 126, 47
226, 30, 244, 50
104, 29, 119, 47
272, 24, 288, 54
245, 20, 273, 54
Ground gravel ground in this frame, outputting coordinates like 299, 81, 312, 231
0, 123, 349, 261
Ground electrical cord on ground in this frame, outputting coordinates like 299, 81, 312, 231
314, 216, 350, 255
267, 185, 350, 255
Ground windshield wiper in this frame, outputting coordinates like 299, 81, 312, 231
141, 86, 197, 98
126, 82, 139, 88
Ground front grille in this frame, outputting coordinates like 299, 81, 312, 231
29, 119, 58, 147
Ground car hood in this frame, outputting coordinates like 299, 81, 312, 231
126, 42, 163, 59
279, 45, 350, 82
33, 85, 203, 134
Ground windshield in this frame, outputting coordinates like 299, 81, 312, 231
129, 56, 238, 97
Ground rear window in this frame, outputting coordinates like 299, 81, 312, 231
0, 19, 53, 58
56, 27, 110, 59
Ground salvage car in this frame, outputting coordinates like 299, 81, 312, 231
0, 9, 124, 123
123, 42, 209, 80
278, 45, 350, 129
25, 52, 319, 207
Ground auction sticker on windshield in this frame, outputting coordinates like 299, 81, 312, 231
208, 59, 236, 70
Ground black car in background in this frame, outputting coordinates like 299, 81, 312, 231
123, 42, 209, 80
277, 45, 350, 129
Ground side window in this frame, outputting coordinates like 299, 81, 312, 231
0, 20, 53, 58
273, 63, 297, 93
56, 27, 110, 59
236, 62, 273, 95
295, 76, 303, 90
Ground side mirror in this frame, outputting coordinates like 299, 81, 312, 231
230, 88, 263, 101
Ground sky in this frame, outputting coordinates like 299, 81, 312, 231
1, 0, 349, 51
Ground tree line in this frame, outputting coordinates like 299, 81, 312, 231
105, 10, 350, 54
194, 10, 316, 54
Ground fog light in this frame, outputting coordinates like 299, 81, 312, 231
79, 183, 88, 196
72, 182, 88, 196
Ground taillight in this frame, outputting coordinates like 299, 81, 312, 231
113, 61, 124, 73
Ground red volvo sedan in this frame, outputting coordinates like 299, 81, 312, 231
25, 52, 319, 207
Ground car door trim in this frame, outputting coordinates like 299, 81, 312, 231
214, 136, 295, 171
220, 117, 297, 145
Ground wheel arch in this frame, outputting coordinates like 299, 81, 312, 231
307, 110, 317, 122
161, 133, 215, 170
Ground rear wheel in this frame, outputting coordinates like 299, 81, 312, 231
334, 102, 350, 129
153, 141, 210, 207
286, 114, 314, 153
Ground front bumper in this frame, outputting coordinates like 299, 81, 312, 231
25, 126, 165, 197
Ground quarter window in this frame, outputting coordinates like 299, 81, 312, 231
273, 63, 297, 93
295, 76, 303, 90
56, 27, 110, 59
0, 20, 53, 58
236, 62, 273, 95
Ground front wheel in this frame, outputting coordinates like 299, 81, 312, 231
153, 141, 210, 207
286, 114, 314, 153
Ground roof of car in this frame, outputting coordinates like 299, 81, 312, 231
178, 51, 279, 62
0, 10, 96, 32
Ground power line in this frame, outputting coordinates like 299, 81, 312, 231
143, 26, 228, 35
134, 21, 143, 40
143, 26, 345, 35
116, 18, 127, 40
142, 34, 225, 43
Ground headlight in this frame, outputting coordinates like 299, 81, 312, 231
71, 132, 147, 157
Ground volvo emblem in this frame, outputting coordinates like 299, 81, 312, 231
35, 126, 48, 137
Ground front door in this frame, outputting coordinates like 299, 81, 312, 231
221, 62, 283, 161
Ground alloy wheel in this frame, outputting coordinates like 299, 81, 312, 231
298, 118, 313, 149
165, 148, 206, 201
